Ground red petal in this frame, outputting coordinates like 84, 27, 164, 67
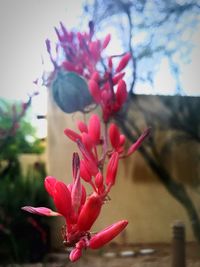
44, 176, 57, 197
77, 120, 88, 133
53, 181, 72, 219
21, 206, 60, 216
119, 134, 126, 146
69, 248, 82, 262
88, 114, 101, 144
62, 61, 76, 72
127, 128, 151, 156
91, 71, 100, 82
102, 34, 111, 49
88, 80, 101, 103
77, 193, 102, 231
115, 80, 127, 107
67, 183, 86, 205
115, 53, 132, 73
109, 123, 120, 150
80, 159, 92, 182
112, 72, 125, 85
106, 152, 119, 186
81, 185, 86, 205
81, 132, 94, 151
64, 128, 81, 142
95, 172, 104, 189
77, 141, 98, 175
89, 220, 128, 249
89, 41, 101, 61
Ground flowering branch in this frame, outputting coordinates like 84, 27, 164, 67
22, 21, 150, 262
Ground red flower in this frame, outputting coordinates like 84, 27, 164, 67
46, 21, 111, 80
88, 78, 128, 122
22, 152, 127, 262
109, 123, 151, 158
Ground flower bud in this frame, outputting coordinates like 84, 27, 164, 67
77, 120, 88, 133
127, 128, 151, 156
112, 72, 125, 85
88, 114, 101, 144
116, 80, 127, 107
81, 132, 94, 151
106, 152, 119, 186
77, 193, 102, 231
109, 123, 120, 150
53, 181, 72, 220
69, 248, 82, 262
64, 128, 81, 142
80, 159, 92, 182
102, 34, 111, 49
89, 220, 128, 249
91, 71, 100, 82
95, 172, 104, 188
21, 206, 60, 216
119, 134, 126, 146
88, 79, 101, 103
115, 53, 132, 73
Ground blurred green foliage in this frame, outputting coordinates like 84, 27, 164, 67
0, 98, 44, 159
0, 98, 51, 263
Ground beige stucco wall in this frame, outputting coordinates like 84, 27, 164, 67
47, 94, 199, 248
19, 153, 46, 175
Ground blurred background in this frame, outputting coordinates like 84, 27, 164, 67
0, 0, 200, 265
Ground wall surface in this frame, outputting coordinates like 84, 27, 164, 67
47, 94, 200, 248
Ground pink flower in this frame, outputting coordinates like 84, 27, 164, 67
22, 152, 127, 262
88, 65, 129, 122
46, 21, 111, 80
115, 53, 132, 73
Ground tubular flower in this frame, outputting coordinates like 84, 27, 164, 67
88, 60, 130, 122
45, 22, 131, 122
64, 114, 150, 173
45, 21, 111, 80
109, 123, 151, 158
22, 153, 128, 262
29, 20, 151, 263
